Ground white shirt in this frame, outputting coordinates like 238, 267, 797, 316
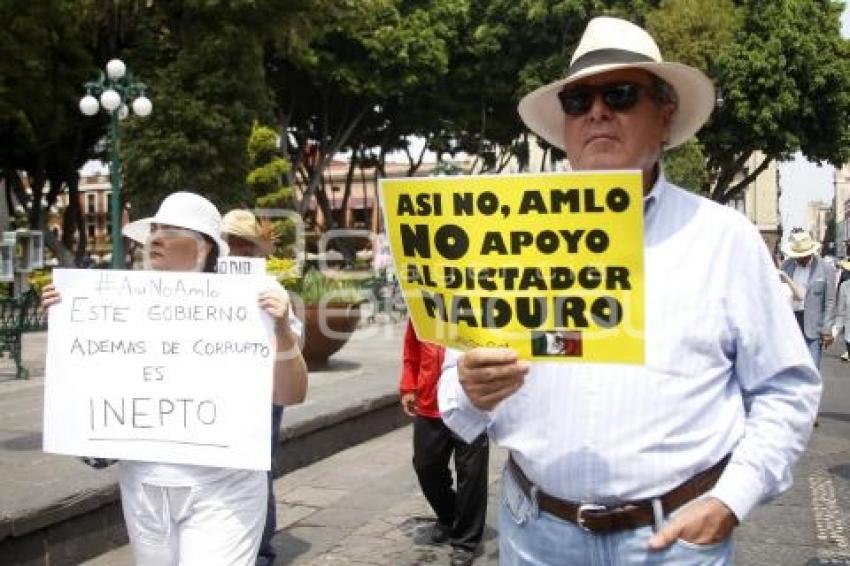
791, 261, 811, 311
438, 174, 821, 521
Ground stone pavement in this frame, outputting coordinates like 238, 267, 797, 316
84, 350, 850, 566
0, 320, 408, 565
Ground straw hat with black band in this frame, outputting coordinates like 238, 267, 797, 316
782, 231, 821, 260
517, 16, 716, 151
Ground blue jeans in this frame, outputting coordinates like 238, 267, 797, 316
498, 466, 733, 565
257, 404, 284, 566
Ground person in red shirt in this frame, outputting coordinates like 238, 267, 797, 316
400, 321, 489, 566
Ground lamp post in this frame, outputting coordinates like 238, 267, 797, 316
79, 59, 151, 269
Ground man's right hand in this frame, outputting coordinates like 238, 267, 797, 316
458, 348, 530, 411
400, 392, 416, 416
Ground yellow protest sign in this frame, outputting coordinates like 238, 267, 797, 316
379, 171, 644, 364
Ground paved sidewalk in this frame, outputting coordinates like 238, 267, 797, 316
86, 352, 850, 565
0, 321, 407, 565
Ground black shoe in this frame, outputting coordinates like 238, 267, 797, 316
450, 547, 475, 566
430, 522, 451, 544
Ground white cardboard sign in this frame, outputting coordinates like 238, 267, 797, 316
43, 268, 274, 470
216, 256, 266, 275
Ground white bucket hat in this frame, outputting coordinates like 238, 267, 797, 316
123, 192, 230, 257
517, 16, 716, 151
782, 231, 821, 259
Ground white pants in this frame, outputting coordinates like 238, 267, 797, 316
119, 470, 267, 566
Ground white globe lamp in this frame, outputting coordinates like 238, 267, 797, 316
132, 96, 152, 117
100, 89, 121, 112
79, 95, 99, 116
106, 59, 126, 80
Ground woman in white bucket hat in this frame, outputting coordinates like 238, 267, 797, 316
42, 192, 292, 566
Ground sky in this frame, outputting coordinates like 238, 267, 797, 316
778, 5, 850, 232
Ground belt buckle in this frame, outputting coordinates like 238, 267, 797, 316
576, 503, 607, 532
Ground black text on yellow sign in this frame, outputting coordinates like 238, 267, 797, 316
379, 171, 644, 364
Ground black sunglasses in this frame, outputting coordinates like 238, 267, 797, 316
557, 82, 649, 116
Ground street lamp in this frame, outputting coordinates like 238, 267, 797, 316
79, 58, 152, 269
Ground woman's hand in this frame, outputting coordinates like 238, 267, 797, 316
261, 282, 308, 407
258, 284, 291, 331
41, 284, 61, 309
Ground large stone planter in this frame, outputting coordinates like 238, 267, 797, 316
300, 303, 361, 367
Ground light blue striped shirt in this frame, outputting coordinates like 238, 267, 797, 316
437, 174, 821, 521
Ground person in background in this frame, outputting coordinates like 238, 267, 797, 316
835, 261, 850, 363
778, 270, 805, 310
221, 209, 308, 566
43, 193, 306, 566
837, 258, 850, 288
439, 17, 820, 564
400, 320, 488, 566
781, 229, 836, 368
835, 259, 850, 361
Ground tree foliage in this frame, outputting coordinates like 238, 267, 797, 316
120, 1, 277, 216
266, 0, 469, 228
0, 0, 102, 263
649, 0, 850, 202
4, 0, 850, 256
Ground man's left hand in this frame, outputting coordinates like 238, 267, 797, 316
647, 497, 737, 551
821, 333, 835, 348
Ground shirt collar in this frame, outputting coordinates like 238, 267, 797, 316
643, 168, 668, 223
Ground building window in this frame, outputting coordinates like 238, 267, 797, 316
87, 194, 96, 214
106, 193, 111, 215
87, 223, 95, 239
352, 207, 370, 228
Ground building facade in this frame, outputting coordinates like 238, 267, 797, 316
726, 153, 781, 255
46, 173, 125, 264
833, 165, 850, 257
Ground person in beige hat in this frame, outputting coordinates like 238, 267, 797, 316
438, 16, 820, 565
780, 228, 836, 368
834, 258, 850, 362
221, 208, 307, 566
221, 209, 276, 258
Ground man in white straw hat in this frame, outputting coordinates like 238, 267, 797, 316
438, 16, 820, 564
781, 228, 836, 368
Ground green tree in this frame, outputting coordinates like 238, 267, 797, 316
248, 123, 297, 253
120, 2, 276, 216
0, 0, 105, 264
266, 0, 468, 228
663, 140, 709, 192
649, 0, 850, 203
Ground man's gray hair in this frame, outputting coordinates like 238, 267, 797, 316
652, 75, 679, 109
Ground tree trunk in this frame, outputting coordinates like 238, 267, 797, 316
62, 173, 87, 264
712, 154, 772, 205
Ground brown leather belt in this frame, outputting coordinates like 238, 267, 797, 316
507, 454, 729, 533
